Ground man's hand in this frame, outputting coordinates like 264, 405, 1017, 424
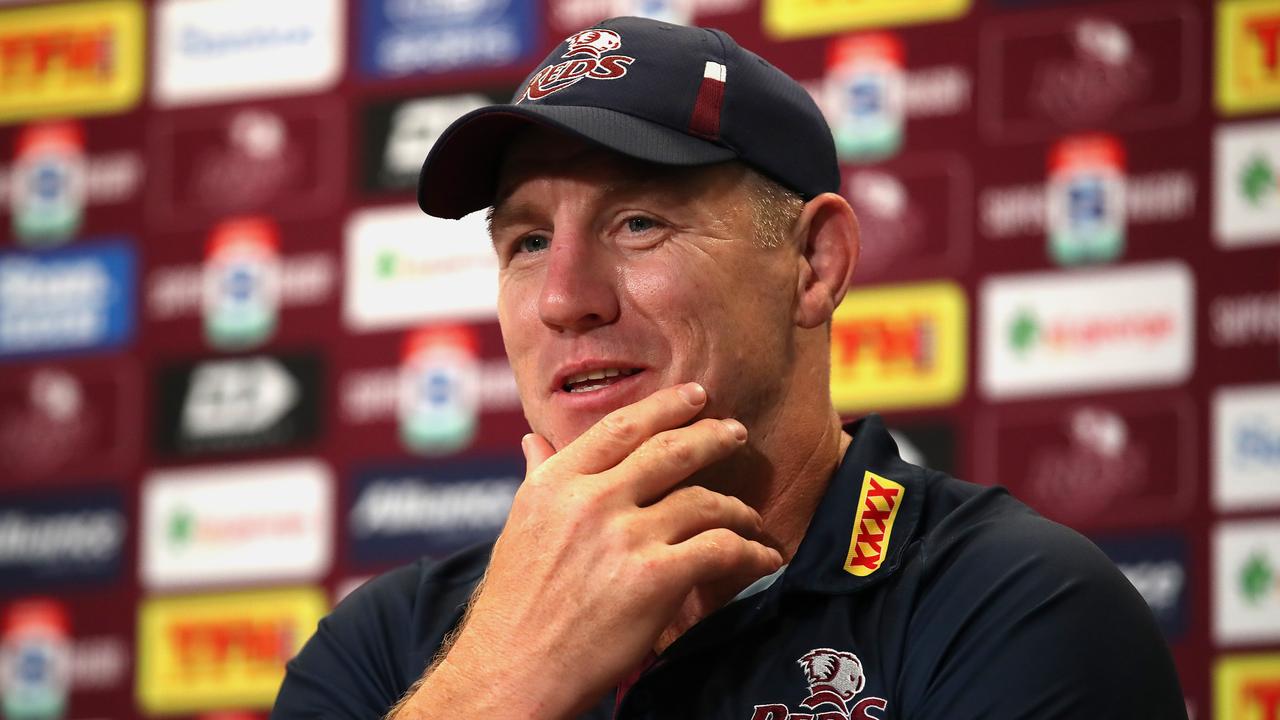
394, 383, 783, 719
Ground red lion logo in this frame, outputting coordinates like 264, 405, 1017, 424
797, 648, 866, 713
563, 29, 622, 58
750, 648, 888, 720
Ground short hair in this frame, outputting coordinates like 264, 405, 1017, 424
745, 168, 805, 249
484, 148, 806, 249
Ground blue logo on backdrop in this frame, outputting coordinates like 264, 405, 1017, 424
348, 458, 522, 567
1094, 533, 1188, 642
0, 491, 126, 592
359, 0, 537, 77
0, 239, 136, 360
180, 23, 316, 58
1233, 414, 1280, 474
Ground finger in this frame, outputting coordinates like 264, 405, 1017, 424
521, 433, 556, 474
556, 382, 709, 475
642, 486, 763, 544
611, 417, 747, 502
667, 528, 784, 589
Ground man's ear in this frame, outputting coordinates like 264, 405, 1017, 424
792, 192, 860, 329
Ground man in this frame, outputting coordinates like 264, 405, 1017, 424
274, 17, 1185, 719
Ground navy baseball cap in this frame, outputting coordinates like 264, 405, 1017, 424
417, 16, 839, 219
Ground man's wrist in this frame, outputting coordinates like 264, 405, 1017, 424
389, 632, 579, 720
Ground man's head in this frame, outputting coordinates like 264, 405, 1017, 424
417, 16, 839, 221
418, 17, 859, 451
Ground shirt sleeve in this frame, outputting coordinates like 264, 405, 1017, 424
896, 498, 1187, 720
270, 558, 473, 720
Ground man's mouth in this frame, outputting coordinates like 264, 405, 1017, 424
561, 367, 643, 393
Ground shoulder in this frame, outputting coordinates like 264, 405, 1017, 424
896, 472, 1185, 718
271, 543, 493, 719
910, 469, 1148, 632
916, 470, 1115, 583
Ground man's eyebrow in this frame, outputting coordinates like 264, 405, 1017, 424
485, 169, 685, 242
486, 200, 542, 243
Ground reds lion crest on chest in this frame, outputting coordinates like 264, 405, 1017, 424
750, 648, 888, 720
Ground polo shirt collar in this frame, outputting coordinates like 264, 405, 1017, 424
779, 414, 925, 595
653, 414, 927, 667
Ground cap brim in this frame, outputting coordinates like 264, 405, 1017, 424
417, 104, 738, 219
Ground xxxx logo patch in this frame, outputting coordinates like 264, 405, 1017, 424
843, 472, 905, 577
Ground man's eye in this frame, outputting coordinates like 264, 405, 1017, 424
517, 235, 550, 253
626, 216, 658, 233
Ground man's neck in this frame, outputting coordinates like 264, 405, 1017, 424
652, 409, 851, 654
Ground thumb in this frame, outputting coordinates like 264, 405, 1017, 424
521, 432, 556, 474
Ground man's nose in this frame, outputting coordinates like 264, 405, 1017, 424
536, 232, 620, 333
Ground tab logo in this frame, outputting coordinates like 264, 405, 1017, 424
1217, 0, 1280, 115
844, 472, 905, 577
0, 0, 144, 123
136, 587, 327, 714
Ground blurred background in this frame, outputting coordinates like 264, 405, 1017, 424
0, 0, 1275, 717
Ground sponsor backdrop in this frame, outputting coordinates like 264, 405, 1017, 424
0, 0, 1274, 717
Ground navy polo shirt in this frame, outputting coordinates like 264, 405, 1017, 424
272, 415, 1186, 719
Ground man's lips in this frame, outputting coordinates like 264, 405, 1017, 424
551, 361, 647, 394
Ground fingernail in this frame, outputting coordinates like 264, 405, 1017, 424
520, 433, 534, 453
722, 418, 747, 442
679, 382, 706, 405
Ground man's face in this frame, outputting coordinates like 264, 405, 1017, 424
489, 131, 801, 450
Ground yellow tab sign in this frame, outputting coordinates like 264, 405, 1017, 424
829, 281, 967, 413
0, 0, 144, 122
764, 0, 970, 40
844, 471, 905, 577
1216, 653, 1280, 719
1217, 0, 1280, 115
136, 587, 328, 714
